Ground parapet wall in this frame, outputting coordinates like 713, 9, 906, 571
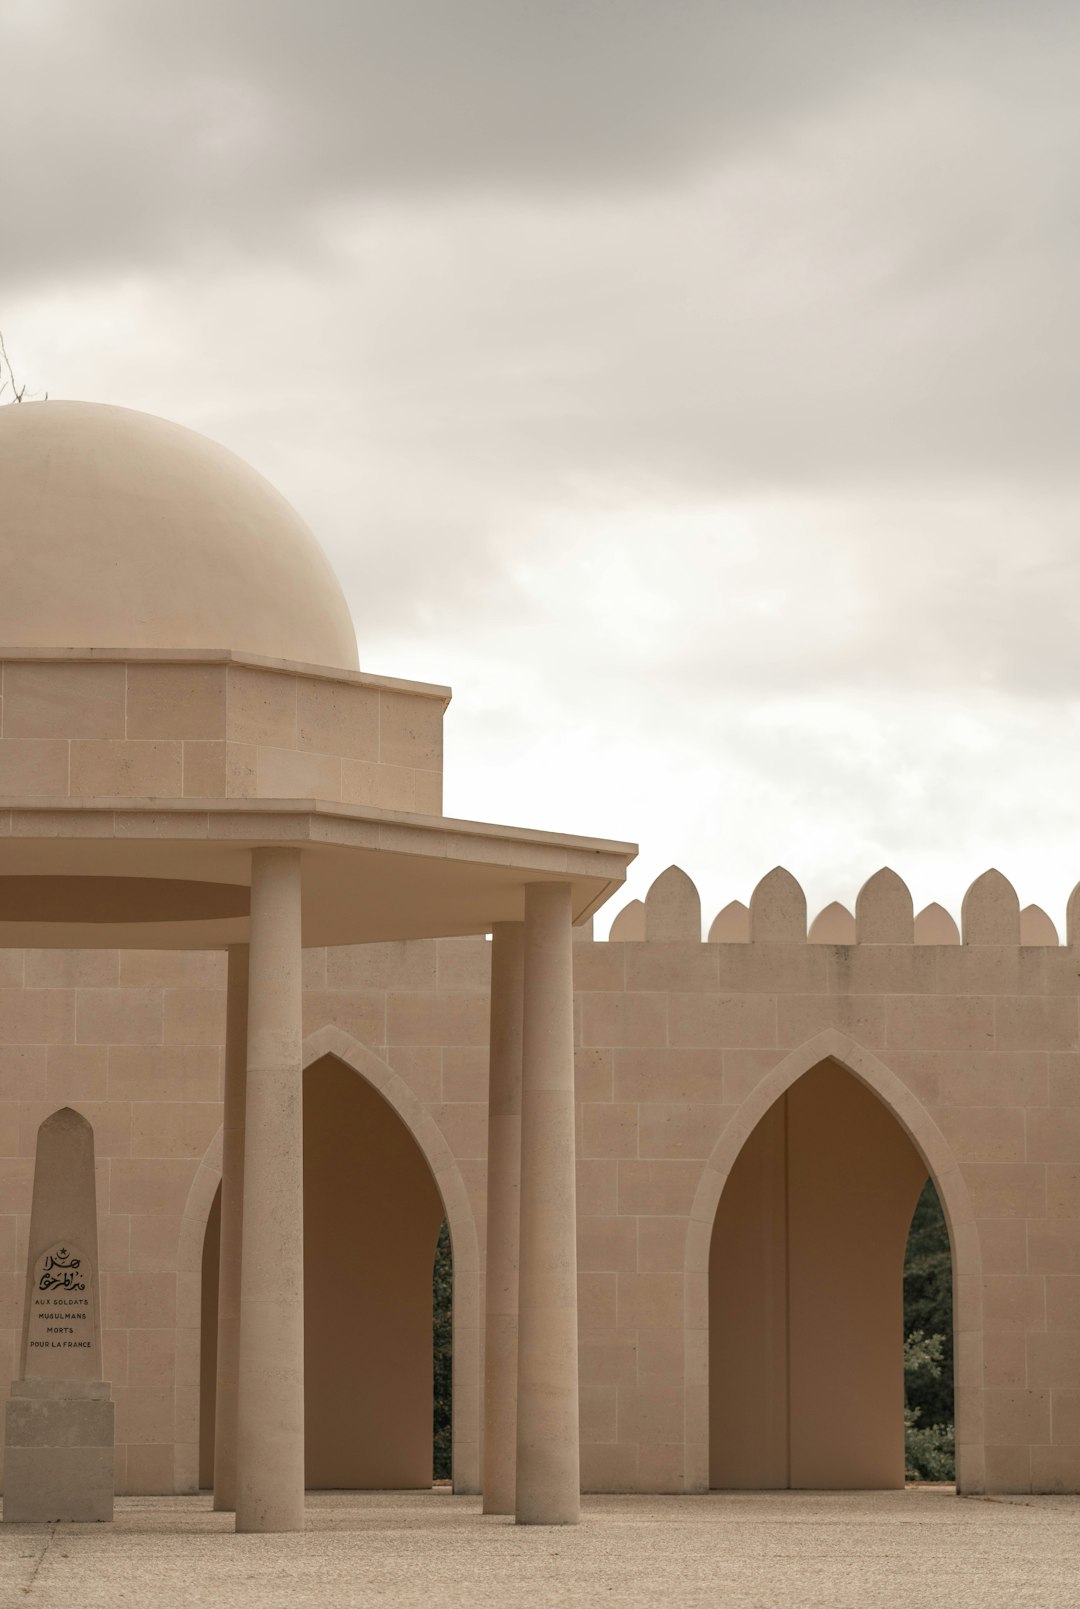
608, 863, 1080, 949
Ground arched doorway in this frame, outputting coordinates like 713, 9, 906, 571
200, 1052, 446, 1489
709, 1057, 934, 1489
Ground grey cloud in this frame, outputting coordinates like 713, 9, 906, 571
3, 1, 1074, 288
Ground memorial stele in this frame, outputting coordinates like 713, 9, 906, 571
0, 398, 1078, 1529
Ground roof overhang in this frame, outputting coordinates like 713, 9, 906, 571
0, 798, 637, 948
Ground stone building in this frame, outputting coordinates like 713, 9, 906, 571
0, 401, 1077, 1525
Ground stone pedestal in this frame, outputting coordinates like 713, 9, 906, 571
3, 1107, 113, 1524
4, 1381, 113, 1523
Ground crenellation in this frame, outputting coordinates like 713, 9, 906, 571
1067, 882, 1080, 947
1021, 906, 1059, 946
963, 870, 1022, 947
807, 902, 855, 943
856, 868, 914, 944
620, 873, 1080, 957
643, 868, 701, 943
749, 868, 806, 944
707, 901, 749, 943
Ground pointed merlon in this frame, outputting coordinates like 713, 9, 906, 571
1020, 905, 1059, 946
1068, 882, 1080, 947
608, 899, 646, 941
644, 866, 701, 942
808, 902, 856, 944
962, 869, 1020, 946
749, 868, 806, 943
914, 903, 960, 945
708, 900, 750, 943
856, 868, 914, 944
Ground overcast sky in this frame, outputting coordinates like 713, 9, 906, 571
4, 1, 1078, 934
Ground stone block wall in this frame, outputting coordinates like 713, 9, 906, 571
0, 655, 445, 814
0, 862, 1078, 1496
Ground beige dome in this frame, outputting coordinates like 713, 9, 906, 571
0, 401, 359, 669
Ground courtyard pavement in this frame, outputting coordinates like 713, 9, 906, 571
0, 1488, 1077, 1609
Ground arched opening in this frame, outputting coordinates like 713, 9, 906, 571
709, 1057, 943, 1489
199, 1052, 447, 1489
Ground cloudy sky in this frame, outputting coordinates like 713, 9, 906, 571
3, 1, 1078, 934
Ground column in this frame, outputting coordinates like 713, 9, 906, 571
515, 881, 580, 1525
213, 944, 248, 1511
235, 848, 306, 1533
482, 923, 524, 1515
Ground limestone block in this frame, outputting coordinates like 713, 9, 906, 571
914, 903, 961, 944
668, 993, 775, 1049
69, 739, 183, 798
638, 1103, 730, 1160
1049, 1386, 1080, 1437
748, 869, 806, 943
0, 739, 69, 796
574, 1047, 612, 1103
616, 1274, 683, 1331
707, 901, 749, 943
379, 690, 443, 770
577, 1217, 637, 1274
256, 744, 341, 800
614, 1048, 722, 1104
435, 937, 492, 993
76, 988, 162, 1047
644, 867, 701, 943
3, 663, 126, 741
637, 1217, 689, 1272
964, 1164, 1046, 1219
807, 902, 855, 944
1033, 1445, 1080, 1492
325, 940, 437, 992
1048, 1166, 1080, 1217
579, 1332, 637, 1388
617, 1160, 702, 1217
625, 944, 716, 994
856, 868, 914, 944
962, 870, 1021, 946
182, 741, 227, 797
126, 665, 226, 740
1028, 1220, 1080, 1276
581, 993, 667, 1049
226, 667, 297, 748
296, 677, 379, 763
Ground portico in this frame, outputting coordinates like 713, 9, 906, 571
0, 400, 635, 1529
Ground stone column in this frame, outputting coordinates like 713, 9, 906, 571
213, 944, 248, 1511
482, 922, 524, 1515
515, 881, 580, 1526
235, 849, 305, 1534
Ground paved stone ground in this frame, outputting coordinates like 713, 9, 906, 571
0, 1489, 1077, 1609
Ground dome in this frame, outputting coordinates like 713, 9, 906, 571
0, 401, 359, 670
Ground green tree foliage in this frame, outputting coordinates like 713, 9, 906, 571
433, 1220, 453, 1481
903, 1178, 954, 1480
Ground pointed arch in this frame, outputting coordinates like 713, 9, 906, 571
683, 1028, 984, 1496
177, 1024, 482, 1496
